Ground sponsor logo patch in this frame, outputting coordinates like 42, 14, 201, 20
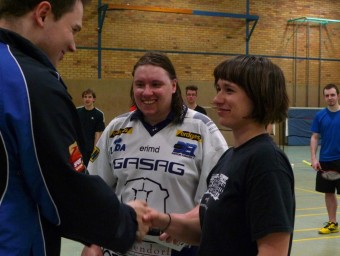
139, 145, 160, 153
113, 158, 185, 176
176, 130, 202, 142
110, 138, 126, 152
68, 142, 85, 172
109, 127, 133, 138
172, 141, 197, 159
90, 146, 100, 162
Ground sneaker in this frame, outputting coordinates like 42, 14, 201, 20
319, 222, 339, 234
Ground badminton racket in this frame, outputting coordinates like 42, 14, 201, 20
302, 160, 340, 181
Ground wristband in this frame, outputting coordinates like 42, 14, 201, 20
162, 213, 172, 232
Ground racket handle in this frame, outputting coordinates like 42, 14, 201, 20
303, 160, 324, 171
302, 160, 312, 166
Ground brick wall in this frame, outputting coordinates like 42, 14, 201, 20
61, 0, 340, 144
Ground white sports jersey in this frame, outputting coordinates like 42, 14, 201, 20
88, 108, 228, 255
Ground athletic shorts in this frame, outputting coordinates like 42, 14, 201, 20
315, 160, 340, 194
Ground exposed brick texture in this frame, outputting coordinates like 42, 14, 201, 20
61, 0, 340, 121
61, 1, 340, 94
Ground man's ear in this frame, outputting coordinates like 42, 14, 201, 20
33, 1, 52, 27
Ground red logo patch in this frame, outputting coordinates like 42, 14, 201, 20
69, 142, 85, 173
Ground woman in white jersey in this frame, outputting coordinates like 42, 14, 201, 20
82, 52, 228, 256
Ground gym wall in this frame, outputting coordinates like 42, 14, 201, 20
61, 0, 340, 145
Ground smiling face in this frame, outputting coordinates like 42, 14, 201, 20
82, 93, 95, 109
36, 1, 83, 66
213, 79, 254, 130
133, 65, 177, 125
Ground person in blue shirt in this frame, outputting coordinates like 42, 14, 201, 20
310, 83, 340, 234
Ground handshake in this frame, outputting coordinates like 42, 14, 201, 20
81, 200, 184, 256
126, 200, 200, 249
126, 200, 171, 242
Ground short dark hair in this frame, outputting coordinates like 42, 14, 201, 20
131, 52, 184, 124
82, 88, 96, 98
323, 83, 339, 95
186, 85, 198, 92
213, 55, 289, 125
0, 0, 91, 20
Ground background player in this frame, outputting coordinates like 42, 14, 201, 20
310, 83, 340, 234
77, 88, 105, 166
185, 85, 207, 115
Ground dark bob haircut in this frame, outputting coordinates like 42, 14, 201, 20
213, 55, 289, 126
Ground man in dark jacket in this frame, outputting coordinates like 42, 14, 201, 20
0, 1, 150, 255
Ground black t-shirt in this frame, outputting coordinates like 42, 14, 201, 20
199, 134, 295, 255
77, 107, 105, 154
194, 105, 207, 115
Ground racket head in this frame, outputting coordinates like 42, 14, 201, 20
302, 160, 340, 180
321, 170, 340, 181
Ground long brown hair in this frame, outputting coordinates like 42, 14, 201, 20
131, 52, 185, 124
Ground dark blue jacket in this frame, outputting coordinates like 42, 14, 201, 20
0, 28, 137, 256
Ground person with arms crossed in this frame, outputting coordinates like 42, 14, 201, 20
185, 85, 207, 115
310, 83, 340, 234
77, 88, 105, 166
82, 52, 228, 256
0, 1, 151, 255
146, 55, 295, 256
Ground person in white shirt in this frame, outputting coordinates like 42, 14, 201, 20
82, 52, 228, 256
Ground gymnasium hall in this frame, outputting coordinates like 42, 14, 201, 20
60, 0, 340, 255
